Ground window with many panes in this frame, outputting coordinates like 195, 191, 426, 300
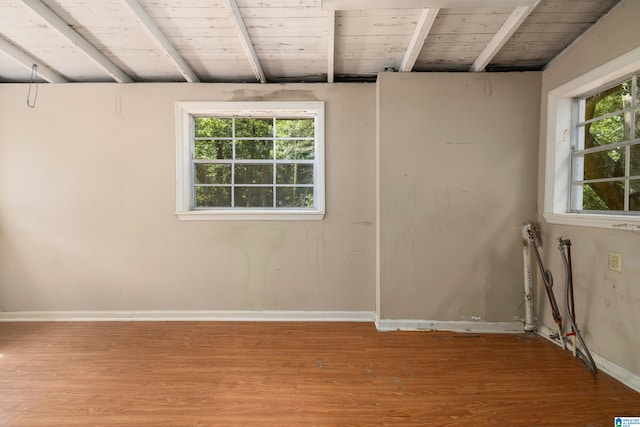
176, 102, 324, 220
544, 48, 640, 229
571, 74, 640, 213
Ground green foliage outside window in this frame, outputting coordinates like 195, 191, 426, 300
193, 116, 315, 209
579, 77, 640, 211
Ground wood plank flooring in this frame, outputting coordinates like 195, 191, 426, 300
0, 321, 638, 426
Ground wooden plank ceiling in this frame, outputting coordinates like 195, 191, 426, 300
0, 0, 622, 83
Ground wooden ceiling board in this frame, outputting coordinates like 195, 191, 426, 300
0, 53, 36, 82
0, 4, 112, 81
429, 12, 513, 35
411, 11, 508, 70
41, 0, 186, 81
239, 0, 319, 7
333, 9, 419, 74
488, 0, 620, 69
534, 0, 620, 14
140, 1, 254, 81
0, 0, 624, 82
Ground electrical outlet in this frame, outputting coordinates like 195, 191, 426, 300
608, 252, 622, 273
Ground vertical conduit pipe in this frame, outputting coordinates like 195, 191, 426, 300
522, 223, 536, 332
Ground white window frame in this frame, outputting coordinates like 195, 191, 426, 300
544, 47, 640, 231
175, 101, 325, 221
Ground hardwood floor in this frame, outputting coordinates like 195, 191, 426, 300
0, 321, 638, 426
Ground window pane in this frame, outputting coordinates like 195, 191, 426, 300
235, 164, 273, 184
585, 114, 629, 148
235, 140, 273, 159
195, 118, 232, 138
195, 186, 231, 207
631, 179, 640, 211
275, 119, 314, 138
276, 164, 314, 184
585, 80, 631, 121
195, 164, 231, 184
179, 102, 324, 217
631, 144, 640, 176
234, 187, 273, 207
235, 118, 273, 137
276, 187, 314, 208
194, 140, 232, 160
581, 181, 625, 211
582, 148, 625, 180
578, 183, 606, 211
276, 139, 314, 160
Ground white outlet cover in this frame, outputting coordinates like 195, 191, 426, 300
608, 252, 622, 272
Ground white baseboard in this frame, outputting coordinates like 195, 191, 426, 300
6, 311, 635, 392
0, 310, 376, 323
538, 324, 640, 393
375, 318, 524, 333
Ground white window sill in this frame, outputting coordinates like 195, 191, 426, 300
544, 212, 640, 231
176, 210, 325, 221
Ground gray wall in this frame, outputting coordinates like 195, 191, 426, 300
0, 83, 376, 312
377, 72, 541, 322
539, 0, 640, 375
0, 74, 542, 324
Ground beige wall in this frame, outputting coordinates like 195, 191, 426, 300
539, 0, 640, 375
0, 2, 636, 379
377, 72, 541, 322
0, 83, 376, 312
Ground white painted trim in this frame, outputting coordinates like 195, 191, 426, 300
223, 0, 266, 84
0, 37, 67, 83
543, 92, 568, 215
327, 9, 335, 83
591, 352, 640, 394
537, 324, 640, 393
548, 47, 640, 99
176, 210, 325, 221
543, 46, 640, 228
400, 8, 439, 73
0, 310, 376, 323
175, 103, 192, 214
21, 0, 132, 83
375, 319, 524, 333
174, 101, 325, 220
3, 310, 635, 391
121, 0, 199, 83
470, 1, 539, 72
543, 212, 640, 230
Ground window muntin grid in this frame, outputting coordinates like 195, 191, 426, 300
192, 116, 317, 210
571, 73, 640, 213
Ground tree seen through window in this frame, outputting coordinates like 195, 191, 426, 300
575, 75, 640, 212
193, 116, 315, 209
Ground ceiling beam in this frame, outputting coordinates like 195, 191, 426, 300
121, 0, 199, 83
399, 8, 439, 72
21, 0, 132, 83
469, 0, 540, 72
0, 37, 67, 83
223, 0, 266, 84
322, 0, 538, 10
327, 10, 335, 83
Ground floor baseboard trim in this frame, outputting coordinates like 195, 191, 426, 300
0, 310, 376, 323
375, 319, 524, 333
537, 324, 640, 393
